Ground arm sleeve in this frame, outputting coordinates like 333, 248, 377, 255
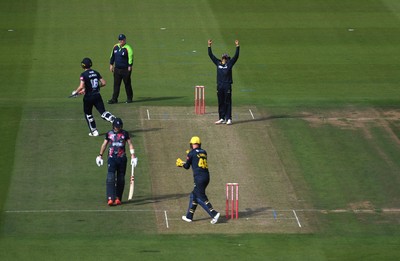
229, 46, 240, 66
183, 153, 191, 169
126, 131, 132, 144
126, 44, 134, 66
109, 45, 117, 65
208, 47, 219, 65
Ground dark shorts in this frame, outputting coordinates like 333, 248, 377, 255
83, 93, 106, 115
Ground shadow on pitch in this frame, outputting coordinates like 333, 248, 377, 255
239, 207, 273, 218
124, 193, 188, 206
233, 114, 309, 125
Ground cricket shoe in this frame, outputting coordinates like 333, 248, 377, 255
211, 212, 220, 224
181, 216, 192, 223
215, 119, 226, 124
115, 198, 122, 205
89, 130, 99, 136
108, 199, 115, 206
226, 119, 232, 125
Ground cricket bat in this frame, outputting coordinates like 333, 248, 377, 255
67, 93, 78, 98
128, 164, 135, 200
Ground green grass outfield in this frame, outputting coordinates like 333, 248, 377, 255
1, 0, 400, 260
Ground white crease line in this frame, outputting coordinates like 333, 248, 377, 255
249, 109, 255, 119
7, 208, 397, 215
164, 211, 170, 228
292, 210, 302, 228
147, 109, 151, 120
164, 210, 169, 228
5, 209, 160, 213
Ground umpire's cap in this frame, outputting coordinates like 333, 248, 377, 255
113, 118, 123, 128
190, 136, 201, 145
118, 34, 126, 40
81, 58, 92, 69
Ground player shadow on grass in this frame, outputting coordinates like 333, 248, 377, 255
133, 96, 186, 103
123, 193, 188, 205
232, 114, 308, 125
98, 127, 162, 137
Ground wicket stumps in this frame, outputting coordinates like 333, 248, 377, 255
226, 183, 239, 219
195, 85, 205, 114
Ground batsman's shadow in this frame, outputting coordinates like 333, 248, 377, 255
133, 96, 185, 103
233, 114, 307, 125
123, 193, 188, 205
185, 208, 273, 224
99, 127, 163, 137
239, 207, 273, 218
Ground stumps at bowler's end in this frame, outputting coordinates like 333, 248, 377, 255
226, 183, 239, 219
195, 85, 205, 114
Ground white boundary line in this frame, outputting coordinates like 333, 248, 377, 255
292, 210, 302, 228
146, 109, 151, 120
164, 210, 169, 229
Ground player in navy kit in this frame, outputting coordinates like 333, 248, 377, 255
208, 39, 240, 125
176, 136, 220, 224
108, 34, 134, 104
96, 118, 138, 206
72, 57, 116, 136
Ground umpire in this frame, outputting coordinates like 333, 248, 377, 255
176, 136, 220, 224
108, 34, 134, 104
208, 39, 240, 125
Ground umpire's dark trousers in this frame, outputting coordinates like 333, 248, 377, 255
112, 68, 133, 101
217, 83, 232, 120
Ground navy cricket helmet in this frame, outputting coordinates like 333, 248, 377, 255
113, 118, 123, 128
81, 57, 92, 69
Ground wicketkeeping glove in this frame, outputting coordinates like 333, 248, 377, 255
131, 157, 138, 167
176, 158, 184, 167
96, 156, 103, 167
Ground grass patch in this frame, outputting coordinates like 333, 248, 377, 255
1, 0, 400, 260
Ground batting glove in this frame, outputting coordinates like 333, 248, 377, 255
71, 90, 78, 96
131, 157, 138, 167
96, 156, 103, 167
176, 158, 184, 167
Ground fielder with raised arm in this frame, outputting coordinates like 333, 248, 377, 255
96, 118, 138, 206
176, 136, 220, 224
